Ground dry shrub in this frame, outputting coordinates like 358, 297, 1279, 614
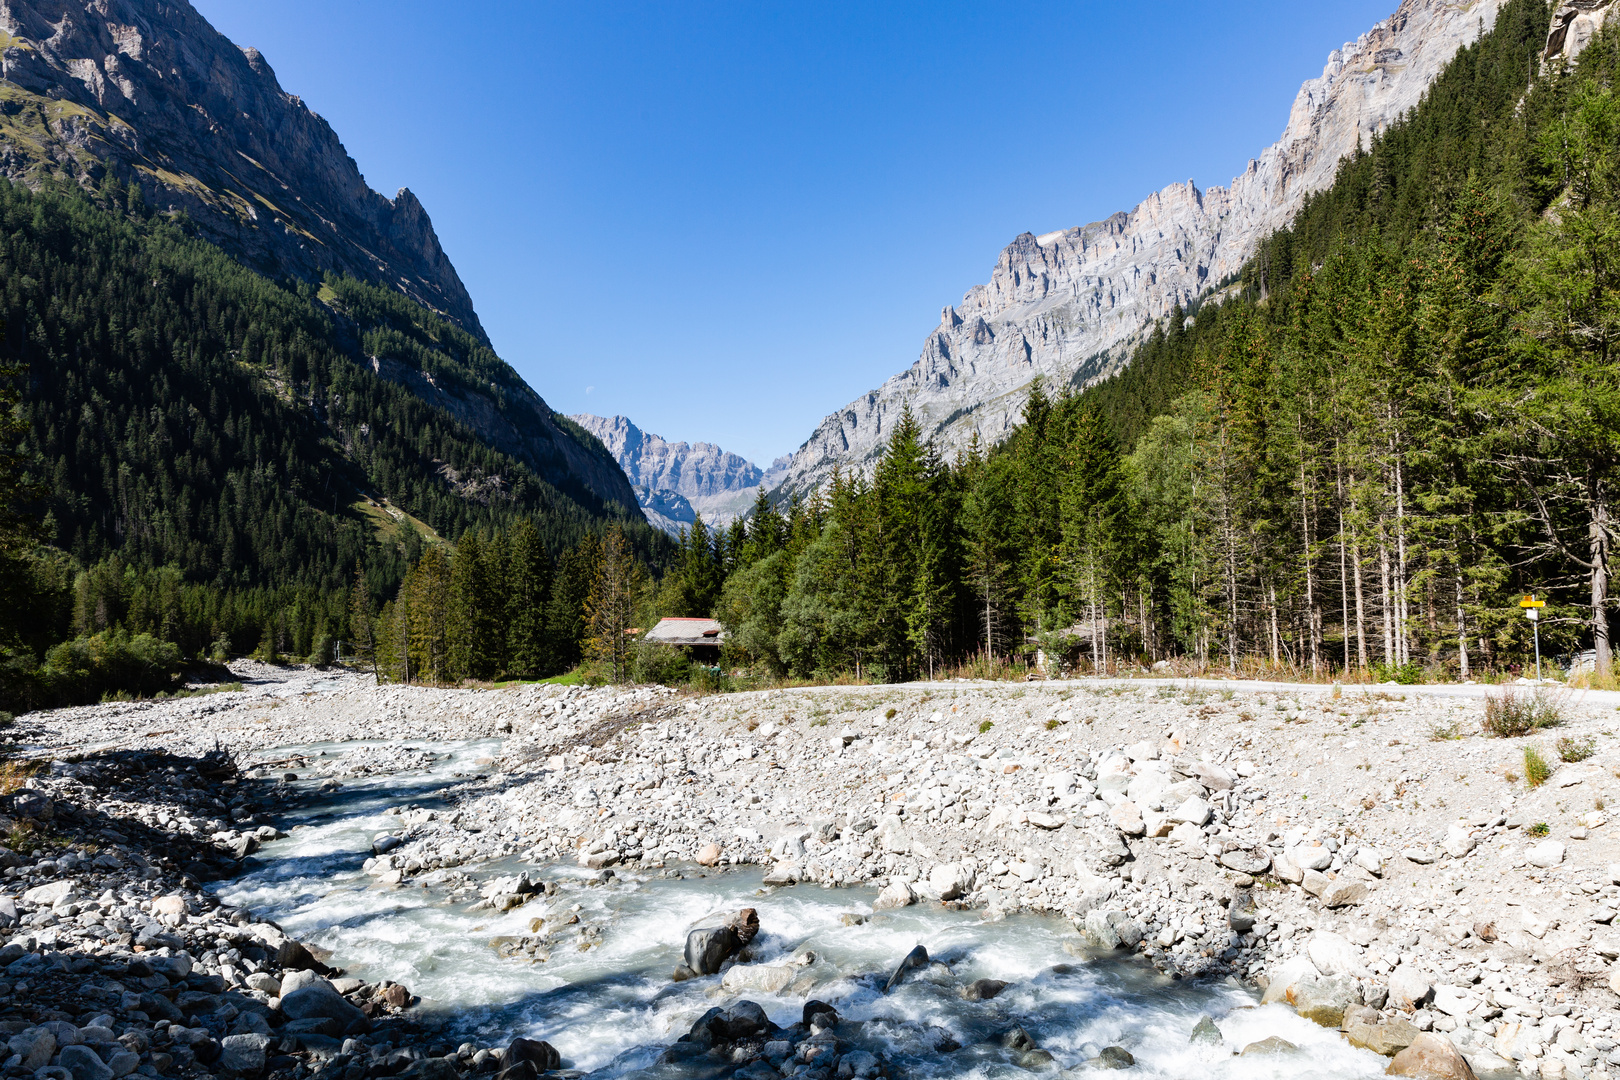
1556, 735, 1595, 763
0, 760, 39, 796
1482, 687, 1567, 738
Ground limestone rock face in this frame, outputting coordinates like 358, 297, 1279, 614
0, 0, 483, 339
774, 0, 1520, 499
572, 413, 790, 534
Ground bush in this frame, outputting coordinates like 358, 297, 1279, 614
1524, 744, 1552, 787
978, 720, 994, 734
1373, 661, 1426, 685
38, 629, 186, 704
1482, 687, 1566, 738
1556, 735, 1595, 763
306, 634, 336, 667
690, 665, 730, 693
632, 643, 692, 687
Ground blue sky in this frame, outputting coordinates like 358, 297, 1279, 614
194, 0, 1393, 467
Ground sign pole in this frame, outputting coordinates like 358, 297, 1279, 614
1520, 595, 1546, 682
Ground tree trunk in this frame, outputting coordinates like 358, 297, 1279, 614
1455, 572, 1470, 681
1378, 525, 1395, 667
1392, 436, 1411, 666
1592, 496, 1612, 677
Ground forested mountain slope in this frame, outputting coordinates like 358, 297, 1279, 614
0, 180, 668, 703
0, 0, 645, 514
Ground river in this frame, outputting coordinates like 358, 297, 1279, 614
212, 739, 1390, 1079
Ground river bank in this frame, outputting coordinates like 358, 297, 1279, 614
14, 665, 1620, 1079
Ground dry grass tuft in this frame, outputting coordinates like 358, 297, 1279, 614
1524, 744, 1552, 788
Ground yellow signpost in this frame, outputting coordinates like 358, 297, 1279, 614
1520, 595, 1545, 680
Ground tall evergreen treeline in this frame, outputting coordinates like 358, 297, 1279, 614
381, 0, 1615, 687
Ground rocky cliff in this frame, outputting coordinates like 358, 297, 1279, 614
772, 0, 1511, 500
0, 0, 485, 339
572, 414, 789, 534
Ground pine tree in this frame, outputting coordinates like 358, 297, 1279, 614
585, 525, 643, 683
347, 562, 376, 675
505, 519, 553, 678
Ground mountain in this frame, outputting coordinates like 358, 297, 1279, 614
570, 413, 790, 534
771, 0, 1513, 500
0, 0, 484, 340
0, 0, 642, 518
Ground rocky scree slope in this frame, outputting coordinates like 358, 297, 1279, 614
27, 670, 1620, 1077
773, 0, 1517, 499
0, 0, 486, 341
570, 413, 789, 533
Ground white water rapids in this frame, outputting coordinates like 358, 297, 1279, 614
212, 740, 1390, 1079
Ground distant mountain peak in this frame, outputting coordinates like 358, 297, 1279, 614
571, 413, 789, 535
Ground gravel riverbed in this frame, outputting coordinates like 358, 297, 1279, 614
11, 664, 1620, 1080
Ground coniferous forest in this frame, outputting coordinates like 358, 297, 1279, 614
3, 0, 1618, 701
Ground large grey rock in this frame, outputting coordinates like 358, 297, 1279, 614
1287, 974, 1361, 1028
874, 878, 916, 910
961, 978, 1009, 1001
1082, 909, 1141, 949
11, 1030, 55, 1070
884, 945, 929, 992
1305, 931, 1364, 976
1260, 956, 1321, 1005
1292, 844, 1333, 871
219, 1034, 272, 1074
21, 880, 73, 905
1443, 824, 1476, 859
1192, 761, 1234, 791
1387, 1033, 1478, 1079
1388, 966, 1433, 1012
1241, 1037, 1298, 1056
277, 972, 367, 1030
1527, 841, 1565, 868
684, 926, 741, 976
1346, 1015, 1419, 1057
1219, 848, 1270, 875
1319, 878, 1367, 908
505, 1039, 560, 1072
59, 1045, 112, 1080
929, 861, 974, 901
1169, 797, 1212, 827
1108, 800, 1145, 836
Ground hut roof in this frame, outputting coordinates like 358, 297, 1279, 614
644, 617, 726, 646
